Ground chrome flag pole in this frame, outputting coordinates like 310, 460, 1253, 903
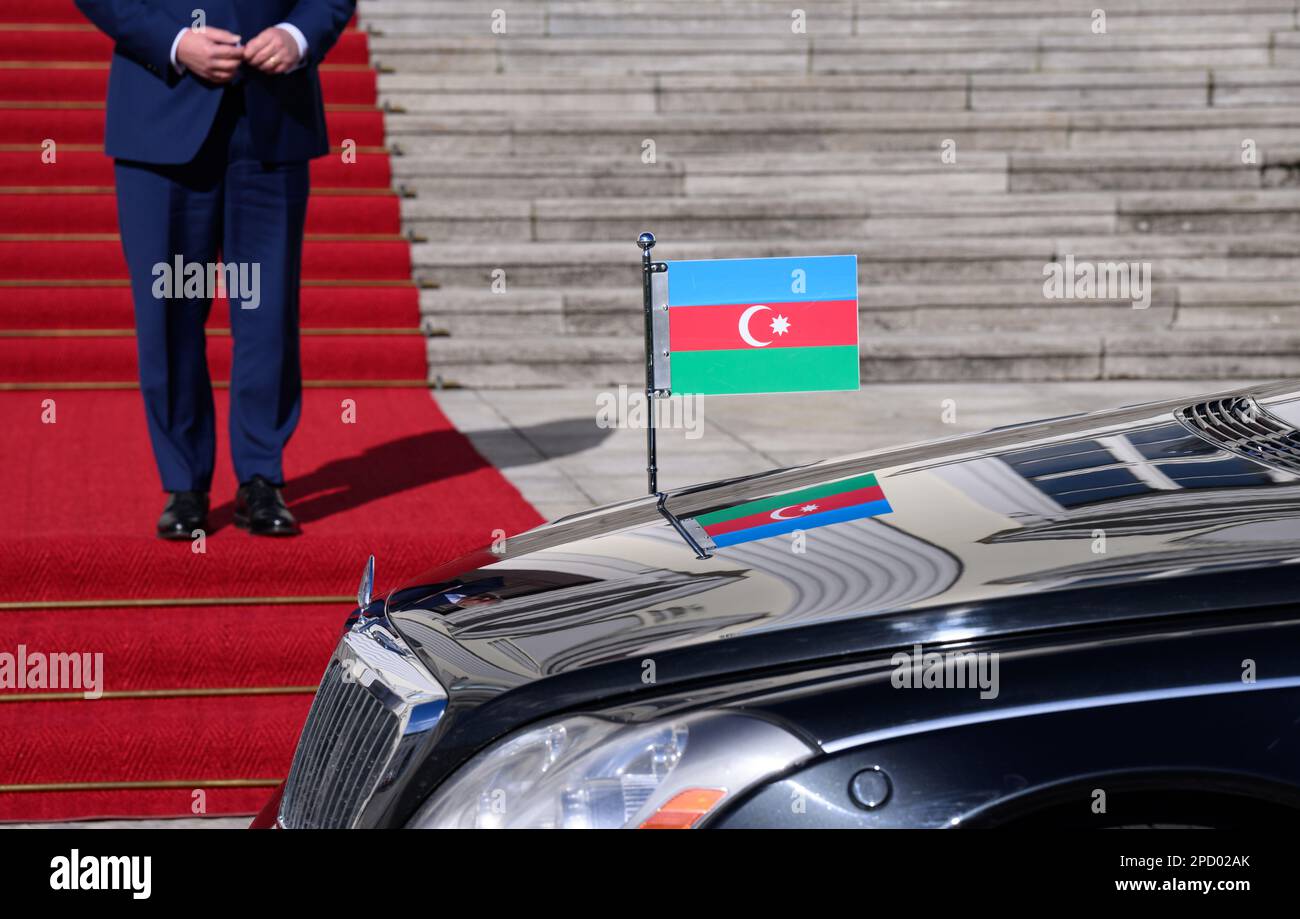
639, 231, 661, 495
640, 231, 712, 559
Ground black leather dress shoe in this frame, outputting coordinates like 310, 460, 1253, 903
157, 491, 209, 540
234, 475, 301, 537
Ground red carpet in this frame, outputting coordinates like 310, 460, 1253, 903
0, 26, 373, 63
0, 66, 377, 104
0, 336, 430, 389
0, 149, 394, 186
0, 106, 386, 145
0, 192, 403, 235
0, 7, 544, 822
0, 285, 417, 329
0, 239, 413, 281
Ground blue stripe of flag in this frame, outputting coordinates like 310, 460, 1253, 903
666, 255, 858, 307
709, 498, 893, 548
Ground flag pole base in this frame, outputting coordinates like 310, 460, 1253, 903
656, 493, 713, 560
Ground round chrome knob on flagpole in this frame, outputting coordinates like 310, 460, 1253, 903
638, 232, 656, 251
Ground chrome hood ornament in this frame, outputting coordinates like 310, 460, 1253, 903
357, 554, 375, 609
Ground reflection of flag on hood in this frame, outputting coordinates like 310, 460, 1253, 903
688, 473, 892, 548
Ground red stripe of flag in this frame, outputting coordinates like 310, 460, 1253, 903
669, 299, 858, 352
702, 484, 886, 537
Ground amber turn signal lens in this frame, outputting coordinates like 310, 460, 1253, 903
638, 788, 728, 829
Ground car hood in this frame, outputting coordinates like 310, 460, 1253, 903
385, 381, 1300, 702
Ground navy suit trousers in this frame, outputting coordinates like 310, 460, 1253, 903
115, 87, 308, 492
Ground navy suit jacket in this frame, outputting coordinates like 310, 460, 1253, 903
75, 0, 356, 164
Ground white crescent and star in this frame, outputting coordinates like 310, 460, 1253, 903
769, 502, 820, 520
738, 304, 771, 347
737, 306, 793, 348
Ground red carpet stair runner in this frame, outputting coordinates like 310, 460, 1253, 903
0, 2, 543, 821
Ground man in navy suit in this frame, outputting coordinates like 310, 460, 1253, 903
76, 0, 356, 538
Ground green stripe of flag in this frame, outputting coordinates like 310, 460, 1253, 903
670, 346, 860, 396
695, 473, 880, 527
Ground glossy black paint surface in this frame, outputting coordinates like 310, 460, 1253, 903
714, 685, 1300, 828
709, 613, 1300, 827
361, 382, 1300, 826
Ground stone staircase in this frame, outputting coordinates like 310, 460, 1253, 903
357, 0, 1300, 386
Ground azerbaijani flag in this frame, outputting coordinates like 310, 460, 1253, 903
688, 472, 891, 549
664, 255, 859, 395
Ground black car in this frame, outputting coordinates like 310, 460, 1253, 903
257, 382, 1300, 829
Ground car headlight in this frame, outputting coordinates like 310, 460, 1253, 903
408, 710, 814, 829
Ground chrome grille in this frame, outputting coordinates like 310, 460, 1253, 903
1176, 395, 1300, 475
279, 654, 401, 829
279, 617, 447, 829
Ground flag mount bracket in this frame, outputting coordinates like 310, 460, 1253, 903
656, 494, 713, 560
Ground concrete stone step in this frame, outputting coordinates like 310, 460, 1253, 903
424, 329, 1300, 386
402, 198, 532, 240
970, 70, 1210, 111
822, 33, 1272, 74
369, 32, 1276, 75
860, 333, 1101, 382
393, 152, 1011, 197
361, 0, 1297, 38
423, 332, 1103, 387
1213, 69, 1300, 107
378, 69, 1300, 114
420, 289, 567, 335
393, 151, 1288, 203
1056, 234, 1300, 280
855, 0, 1297, 35
678, 150, 1297, 195
390, 148, 1293, 182
410, 235, 1300, 290
1119, 189, 1300, 233
383, 108, 1300, 156
378, 72, 970, 114
1273, 31, 1300, 67
1104, 329, 1300, 378
1009, 148, 1300, 191
680, 151, 1009, 195
1174, 281, 1300, 328
410, 238, 1057, 288
593, 282, 1172, 333
1061, 107, 1300, 151
855, 0, 1293, 13
421, 280, 1300, 337
390, 155, 686, 197
360, 0, 859, 36
402, 192, 1124, 241
419, 281, 1300, 338
360, 9, 545, 36
369, 36, 810, 74
380, 73, 659, 114
420, 282, 1178, 337
856, 284, 1175, 331
363, 16, 1290, 42
373, 13, 853, 38
426, 335, 642, 387
360, 0, 1300, 385
404, 189, 1300, 241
